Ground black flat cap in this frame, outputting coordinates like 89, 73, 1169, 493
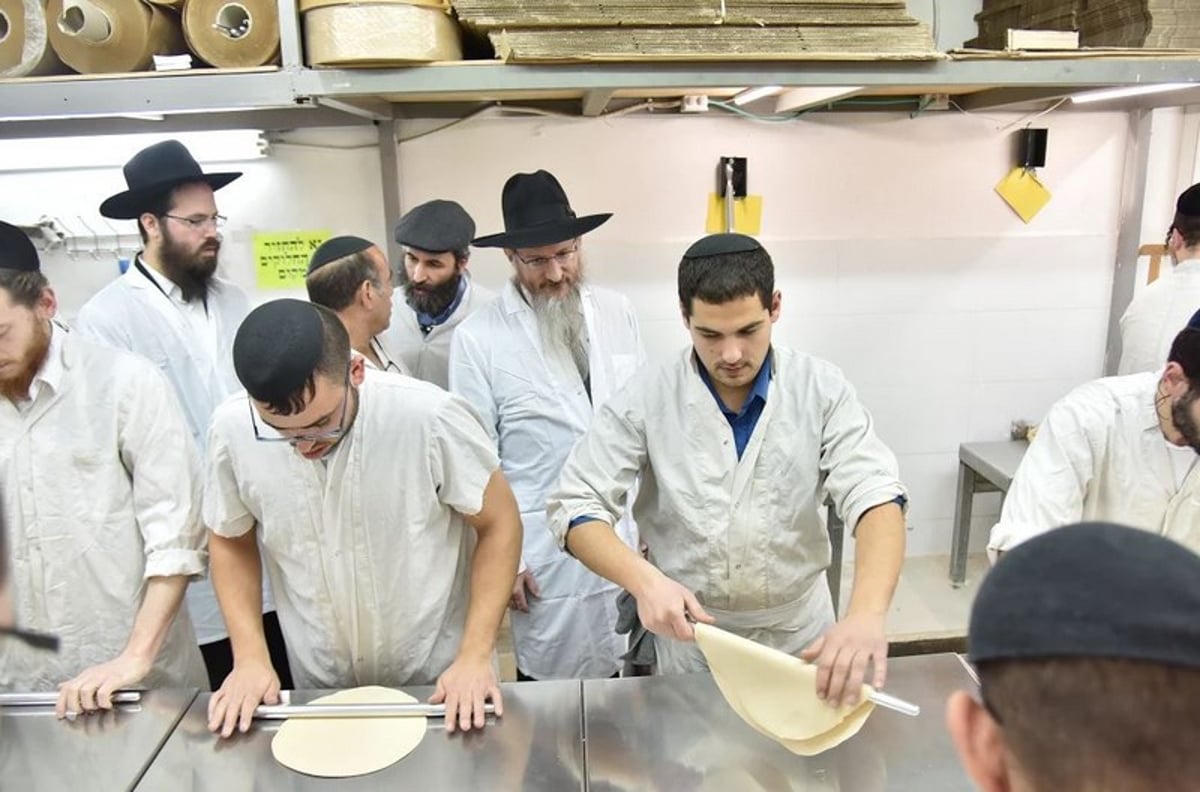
233, 299, 325, 403
0, 221, 40, 272
682, 233, 763, 260
1178, 183, 1200, 217
308, 236, 375, 275
395, 200, 475, 253
969, 523, 1200, 670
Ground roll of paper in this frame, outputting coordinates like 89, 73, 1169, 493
183, 0, 279, 67
0, 0, 67, 77
302, 2, 461, 66
46, 0, 187, 74
298, 0, 447, 10
145, 0, 185, 8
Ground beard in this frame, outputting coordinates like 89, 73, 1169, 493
404, 269, 462, 317
1171, 387, 1200, 454
159, 224, 219, 305
521, 271, 589, 381
0, 319, 51, 403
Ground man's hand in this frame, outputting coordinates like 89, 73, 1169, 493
510, 570, 541, 613
56, 652, 152, 719
207, 657, 281, 738
632, 570, 714, 642
800, 612, 888, 708
429, 654, 502, 734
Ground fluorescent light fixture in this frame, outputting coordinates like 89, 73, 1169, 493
774, 86, 865, 113
1070, 83, 1195, 105
732, 85, 784, 106
0, 130, 267, 172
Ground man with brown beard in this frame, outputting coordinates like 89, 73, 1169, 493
450, 171, 644, 681
990, 308, 1200, 556
0, 220, 207, 712
73, 141, 290, 692
383, 200, 495, 389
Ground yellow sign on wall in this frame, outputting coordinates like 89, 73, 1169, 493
254, 231, 331, 289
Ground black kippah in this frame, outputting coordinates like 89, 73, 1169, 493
682, 233, 763, 260
307, 236, 374, 275
233, 299, 325, 402
1177, 183, 1200, 217
1189, 308, 1200, 331
969, 522, 1200, 670
0, 221, 40, 273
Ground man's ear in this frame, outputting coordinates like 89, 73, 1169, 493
36, 286, 59, 321
945, 691, 1014, 792
349, 353, 367, 386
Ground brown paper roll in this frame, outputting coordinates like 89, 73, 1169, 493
298, 0, 447, 11
302, 2, 461, 66
146, 0, 185, 7
46, 0, 187, 74
183, 0, 279, 67
0, 0, 67, 76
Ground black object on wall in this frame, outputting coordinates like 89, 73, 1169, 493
1018, 128, 1049, 169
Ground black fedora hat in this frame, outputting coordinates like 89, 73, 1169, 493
472, 170, 610, 249
99, 140, 242, 220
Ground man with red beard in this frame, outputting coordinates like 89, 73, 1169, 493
383, 199, 495, 389
74, 141, 290, 692
450, 171, 644, 681
0, 220, 207, 713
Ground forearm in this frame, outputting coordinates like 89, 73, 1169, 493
846, 503, 905, 618
209, 531, 268, 662
566, 519, 660, 597
460, 477, 522, 660
121, 575, 189, 664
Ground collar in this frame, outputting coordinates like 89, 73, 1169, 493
1142, 370, 1169, 434
697, 349, 773, 418
135, 254, 184, 302
416, 275, 469, 329
1174, 257, 1200, 273
28, 320, 67, 403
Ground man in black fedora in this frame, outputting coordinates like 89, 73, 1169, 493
383, 199, 495, 389
73, 139, 291, 692
450, 170, 644, 681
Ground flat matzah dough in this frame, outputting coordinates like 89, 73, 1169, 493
694, 623, 875, 756
271, 686, 427, 777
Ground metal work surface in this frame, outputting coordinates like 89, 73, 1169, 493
136, 680, 584, 790
0, 688, 197, 791
958, 441, 1029, 491
583, 653, 974, 791
950, 440, 1029, 584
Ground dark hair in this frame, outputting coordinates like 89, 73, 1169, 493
135, 189, 176, 243
453, 247, 470, 265
979, 657, 1200, 792
1169, 327, 1200, 386
305, 250, 380, 312
1173, 212, 1200, 249
0, 269, 50, 308
678, 249, 774, 318
261, 305, 352, 416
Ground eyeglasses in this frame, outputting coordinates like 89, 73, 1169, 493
249, 368, 352, 445
164, 213, 226, 231
513, 243, 579, 269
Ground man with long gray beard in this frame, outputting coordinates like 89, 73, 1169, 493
383, 199, 495, 389
451, 170, 643, 681
74, 140, 290, 692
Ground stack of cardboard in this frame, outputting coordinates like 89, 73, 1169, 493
968, 0, 1200, 50
967, 0, 1079, 49
450, 0, 937, 62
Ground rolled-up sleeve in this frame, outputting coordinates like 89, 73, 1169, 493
817, 363, 908, 534
202, 402, 257, 539
547, 390, 648, 549
118, 364, 206, 579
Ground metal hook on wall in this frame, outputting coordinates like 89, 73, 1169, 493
100, 217, 126, 261
54, 217, 79, 260
77, 216, 101, 260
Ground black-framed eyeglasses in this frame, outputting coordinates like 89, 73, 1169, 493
0, 625, 60, 652
249, 367, 352, 445
513, 242, 579, 269
164, 213, 226, 231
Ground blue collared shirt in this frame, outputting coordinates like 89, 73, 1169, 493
698, 353, 772, 460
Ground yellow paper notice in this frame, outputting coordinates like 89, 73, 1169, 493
995, 168, 1051, 223
254, 231, 331, 289
706, 194, 764, 234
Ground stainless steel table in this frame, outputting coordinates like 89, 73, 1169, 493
136, 680, 585, 790
0, 688, 197, 792
583, 653, 975, 791
949, 440, 1029, 585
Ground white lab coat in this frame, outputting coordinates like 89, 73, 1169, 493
450, 282, 643, 679
364, 335, 409, 375
989, 372, 1200, 555
549, 347, 907, 674
204, 371, 500, 689
73, 262, 271, 645
383, 278, 496, 389
0, 327, 207, 691
1119, 259, 1200, 375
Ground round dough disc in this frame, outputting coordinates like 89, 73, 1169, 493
271, 686, 427, 777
